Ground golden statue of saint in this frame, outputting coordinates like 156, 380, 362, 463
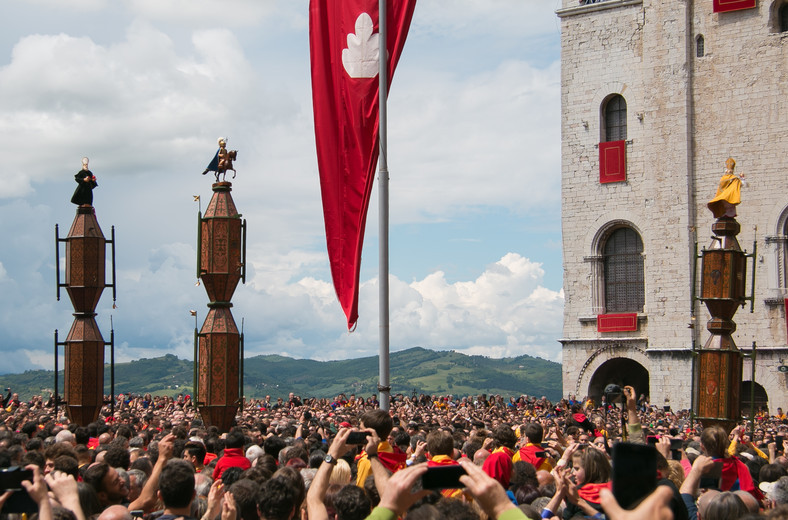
708, 157, 746, 218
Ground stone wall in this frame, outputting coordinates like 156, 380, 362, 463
558, 0, 788, 412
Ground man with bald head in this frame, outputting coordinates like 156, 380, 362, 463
55, 430, 76, 446
98, 432, 113, 447
733, 489, 759, 514
696, 489, 720, 519
97, 505, 132, 520
473, 448, 490, 466
536, 469, 553, 488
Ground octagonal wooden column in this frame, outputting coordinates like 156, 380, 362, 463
197, 182, 245, 431
695, 217, 746, 433
62, 205, 107, 425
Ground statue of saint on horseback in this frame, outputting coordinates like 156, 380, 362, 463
202, 137, 238, 182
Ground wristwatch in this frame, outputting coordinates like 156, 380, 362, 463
324, 454, 338, 465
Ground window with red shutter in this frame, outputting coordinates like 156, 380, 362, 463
600, 94, 627, 183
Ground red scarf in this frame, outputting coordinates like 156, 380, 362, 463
427, 455, 457, 467
518, 444, 547, 469
482, 447, 514, 488
377, 451, 407, 473
578, 481, 611, 504
355, 449, 407, 474
720, 457, 763, 501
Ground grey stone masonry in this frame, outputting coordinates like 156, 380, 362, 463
558, 0, 788, 412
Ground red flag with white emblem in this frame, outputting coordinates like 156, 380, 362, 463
309, 0, 417, 330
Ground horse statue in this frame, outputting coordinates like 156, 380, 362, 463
202, 137, 238, 182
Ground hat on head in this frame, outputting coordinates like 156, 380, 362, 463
760, 481, 777, 494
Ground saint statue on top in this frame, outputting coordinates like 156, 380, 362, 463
708, 157, 746, 219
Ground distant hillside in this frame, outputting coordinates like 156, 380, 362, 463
0, 348, 562, 401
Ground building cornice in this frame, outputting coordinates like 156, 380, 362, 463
556, 0, 642, 19
559, 337, 645, 344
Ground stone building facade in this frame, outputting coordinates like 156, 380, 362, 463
558, 0, 788, 412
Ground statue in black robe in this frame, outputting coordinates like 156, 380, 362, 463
71, 157, 97, 206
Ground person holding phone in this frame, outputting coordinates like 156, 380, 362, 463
354, 410, 406, 487
513, 423, 553, 471
306, 427, 357, 520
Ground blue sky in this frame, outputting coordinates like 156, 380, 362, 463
0, 0, 564, 372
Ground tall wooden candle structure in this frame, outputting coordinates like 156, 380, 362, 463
694, 158, 751, 432
55, 158, 116, 425
196, 181, 246, 431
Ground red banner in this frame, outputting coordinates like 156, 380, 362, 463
599, 140, 626, 184
713, 0, 756, 13
597, 313, 638, 332
309, 0, 417, 329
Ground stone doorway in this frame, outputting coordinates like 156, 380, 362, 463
740, 380, 769, 415
587, 357, 650, 404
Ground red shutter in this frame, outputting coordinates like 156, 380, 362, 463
599, 140, 626, 183
597, 313, 638, 332
713, 0, 756, 12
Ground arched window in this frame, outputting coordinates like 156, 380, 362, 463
765, 206, 788, 303
603, 227, 644, 313
780, 4, 788, 32
777, 211, 788, 294
782, 216, 788, 291
603, 95, 627, 142
696, 35, 705, 57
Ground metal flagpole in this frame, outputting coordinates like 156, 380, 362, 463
378, 0, 391, 412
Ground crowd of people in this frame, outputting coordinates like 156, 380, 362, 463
1, 386, 788, 520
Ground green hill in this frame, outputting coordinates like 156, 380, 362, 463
0, 347, 562, 401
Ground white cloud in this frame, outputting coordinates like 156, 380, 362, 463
0, 2, 566, 374
238, 252, 563, 363
0, 22, 270, 195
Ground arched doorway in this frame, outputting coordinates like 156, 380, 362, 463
740, 381, 769, 415
587, 358, 650, 403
